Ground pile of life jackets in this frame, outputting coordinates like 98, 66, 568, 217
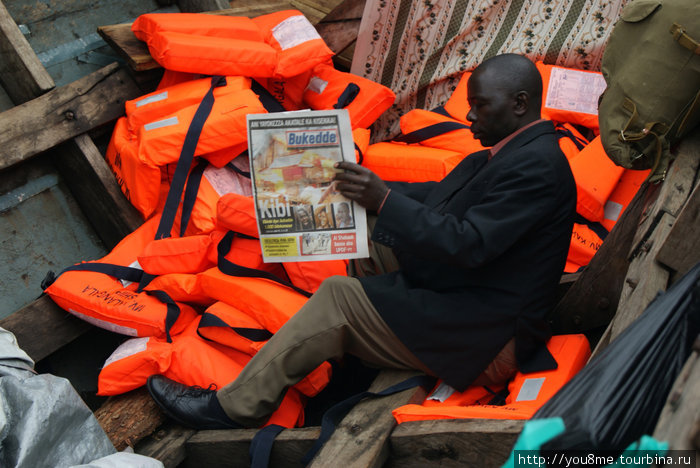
361, 61, 650, 272
393, 333, 591, 423
42, 10, 397, 430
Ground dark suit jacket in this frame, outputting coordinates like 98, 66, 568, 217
359, 120, 576, 391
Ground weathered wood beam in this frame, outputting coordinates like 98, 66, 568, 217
179, 0, 230, 12
388, 419, 525, 468
314, 0, 364, 55
0, 0, 54, 104
95, 387, 167, 451
183, 427, 320, 467
0, 62, 141, 172
0, 295, 92, 362
307, 369, 429, 468
53, 133, 142, 249
137, 424, 197, 468
656, 135, 700, 278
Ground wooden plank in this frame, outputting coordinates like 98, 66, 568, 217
631, 134, 700, 255
656, 179, 700, 279
0, 295, 92, 362
0, 62, 141, 172
136, 424, 197, 468
388, 419, 525, 468
314, 0, 364, 55
307, 369, 429, 468
183, 427, 320, 467
548, 181, 651, 335
95, 387, 167, 451
652, 338, 700, 451
179, 0, 230, 12
54, 133, 143, 249
0, 0, 54, 104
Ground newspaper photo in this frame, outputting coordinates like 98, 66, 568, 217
247, 109, 369, 263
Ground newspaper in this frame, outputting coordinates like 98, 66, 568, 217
247, 109, 369, 263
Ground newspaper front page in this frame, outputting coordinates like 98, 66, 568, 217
247, 109, 369, 263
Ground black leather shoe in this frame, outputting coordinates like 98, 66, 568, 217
146, 375, 242, 430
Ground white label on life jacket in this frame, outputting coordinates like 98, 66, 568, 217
144, 116, 179, 131
427, 381, 456, 402
306, 76, 328, 95
604, 201, 624, 222
103, 337, 150, 367
272, 15, 322, 50
544, 67, 606, 115
205, 165, 250, 197
515, 377, 546, 402
120, 260, 143, 288
136, 91, 168, 108
67, 308, 139, 337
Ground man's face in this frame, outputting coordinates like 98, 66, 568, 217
466, 72, 518, 147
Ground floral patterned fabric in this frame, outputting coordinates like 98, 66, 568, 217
351, 0, 630, 141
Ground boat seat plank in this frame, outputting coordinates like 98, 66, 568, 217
0, 62, 141, 172
0, 295, 92, 363
388, 419, 525, 468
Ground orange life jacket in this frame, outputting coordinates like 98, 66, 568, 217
398, 108, 484, 155
106, 117, 162, 219
301, 61, 396, 129
362, 141, 466, 182
439, 71, 471, 122
43, 216, 199, 341
568, 136, 625, 223
536, 61, 606, 133
197, 300, 332, 397
97, 318, 306, 428
392, 334, 590, 423
132, 11, 333, 79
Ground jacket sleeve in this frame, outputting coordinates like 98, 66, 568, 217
373, 150, 564, 269
386, 180, 438, 203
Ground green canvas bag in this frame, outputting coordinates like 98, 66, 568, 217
598, 0, 700, 182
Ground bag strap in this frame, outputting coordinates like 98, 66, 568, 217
217, 231, 313, 298
619, 98, 668, 178
179, 158, 209, 237
671, 23, 700, 55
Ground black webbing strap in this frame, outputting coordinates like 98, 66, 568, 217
227, 156, 252, 179
251, 79, 286, 113
217, 231, 313, 298
575, 213, 610, 241
42, 262, 146, 290
179, 158, 209, 237
144, 289, 180, 343
555, 124, 589, 150
250, 424, 286, 468
393, 121, 470, 144
197, 312, 273, 342
430, 105, 452, 118
155, 76, 226, 241
301, 374, 436, 465
354, 142, 364, 165
333, 83, 361, 109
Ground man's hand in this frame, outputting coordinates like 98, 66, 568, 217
333, 162, 389, 211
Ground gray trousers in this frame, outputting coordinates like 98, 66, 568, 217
216, 220, 516, 427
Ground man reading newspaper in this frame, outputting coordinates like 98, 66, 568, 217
147, 53, 577, 430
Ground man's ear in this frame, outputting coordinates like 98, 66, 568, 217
514, 91, 529, 116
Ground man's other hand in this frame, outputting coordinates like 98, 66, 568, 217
333, 162, 389, 212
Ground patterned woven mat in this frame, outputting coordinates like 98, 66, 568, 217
350, 0, 630, 140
